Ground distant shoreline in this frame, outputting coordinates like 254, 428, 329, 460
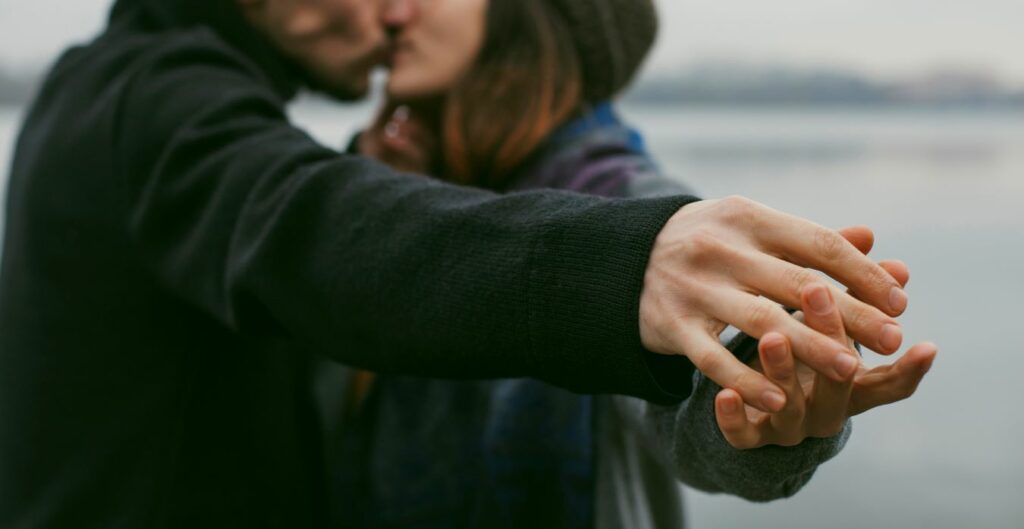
5, 61, 1024, 109
5, 102, 1024, 117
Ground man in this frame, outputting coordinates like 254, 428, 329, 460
0, 0, 916, 526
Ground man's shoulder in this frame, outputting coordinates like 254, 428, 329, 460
42, 25, 280, 122
48, 25, 248, 89
112, 27, 276, 94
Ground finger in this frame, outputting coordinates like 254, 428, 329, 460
838, 229, 909, 303
878, 260, 909, 289
677, 325, 788, 413
759, 333, 807, 444
698, 286, 859, 382
802, 284, 847, 342
729, 251, 904, 355
715, 389, 762, 449
849, 342, 937, 416
838, 225, 874, 255
801, 284, 854, 437
836, 228, 908, 289
843, 262, 907, 335
752, 205, 907, 317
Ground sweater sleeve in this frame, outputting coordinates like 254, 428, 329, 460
600, 157, 849, 501
112, 34, 699, 403
640, 334, 850, 501
604, 385, 849, 502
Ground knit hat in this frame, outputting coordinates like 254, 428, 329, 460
549, 0, 659, 103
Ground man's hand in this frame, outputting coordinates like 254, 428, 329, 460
640, 197, 909, 412
713, 263, 936, 449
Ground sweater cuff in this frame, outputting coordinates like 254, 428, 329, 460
527, 193, 701, 405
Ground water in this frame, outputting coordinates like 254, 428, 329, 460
3, 102, 1023, 527
624, 106, 1024, 529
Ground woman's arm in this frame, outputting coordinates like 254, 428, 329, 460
601, 327, 851, 502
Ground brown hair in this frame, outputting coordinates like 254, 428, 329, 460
439, 0, 583, 190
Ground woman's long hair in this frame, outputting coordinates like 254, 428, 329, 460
439, 0, 583, 189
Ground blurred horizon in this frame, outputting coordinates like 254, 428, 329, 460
3, 57, 1024, 109
2, 0, 1024, 107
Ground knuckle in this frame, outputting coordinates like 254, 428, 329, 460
844, 303, 874, 334
813, 228, 847, 262
718, 195, 757, 225
867, 265, 898, 294
687, 228, 725, 257
693, 350, 723, 377
747, 300, 781, 332
721, 195, 753, 209
783, 266, 817, 295
729, 369, 760, 394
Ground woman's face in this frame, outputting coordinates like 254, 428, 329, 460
381, 0, 488, 101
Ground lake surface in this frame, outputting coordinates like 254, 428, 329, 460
3, 102, 1023, 528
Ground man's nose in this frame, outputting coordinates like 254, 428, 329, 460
381, 0, 420, 28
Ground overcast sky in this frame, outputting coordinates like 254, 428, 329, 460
1, 0, 1022, 85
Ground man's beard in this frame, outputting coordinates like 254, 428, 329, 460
295, 65, 369, 102
298, 45, 387, 102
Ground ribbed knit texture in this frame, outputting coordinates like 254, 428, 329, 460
0, 0, 698, 527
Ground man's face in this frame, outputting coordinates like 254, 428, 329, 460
240, 0, 388, 100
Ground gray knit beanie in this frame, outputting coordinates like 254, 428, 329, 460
548, 0, 659, 102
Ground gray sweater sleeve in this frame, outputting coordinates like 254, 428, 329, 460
640, 374, 850, 501
601, 306, 851, 503
610, 171, 851, 502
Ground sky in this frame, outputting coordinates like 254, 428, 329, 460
1, 0, 1022, 85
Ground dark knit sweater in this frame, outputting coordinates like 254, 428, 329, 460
0, 1, 699, 528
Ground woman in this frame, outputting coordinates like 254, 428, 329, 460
319, 0, 935, 527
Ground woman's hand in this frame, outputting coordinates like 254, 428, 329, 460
357, 103, 437, 174
714, 261, 937, 449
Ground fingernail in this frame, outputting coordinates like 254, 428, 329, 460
834, 352, 859, 379
393, 105, 410, 121
762, 390, 786, 412
720, 396, 739, 413
763, 335, 785, 356
880, 323, 902, 353
889, 287, 908, 314
808, 286, 832, 315
923, 349, 937, 373
384, 120, 401, 138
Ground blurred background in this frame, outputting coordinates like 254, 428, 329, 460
2, 1, 1022, 527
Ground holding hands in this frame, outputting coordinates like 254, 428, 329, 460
713, 228, 937, 449
640, 198, 921, 412
359, 101, 936, 451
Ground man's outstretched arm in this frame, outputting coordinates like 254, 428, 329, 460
116, 33, 906, 405
115, 34, 698, 402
